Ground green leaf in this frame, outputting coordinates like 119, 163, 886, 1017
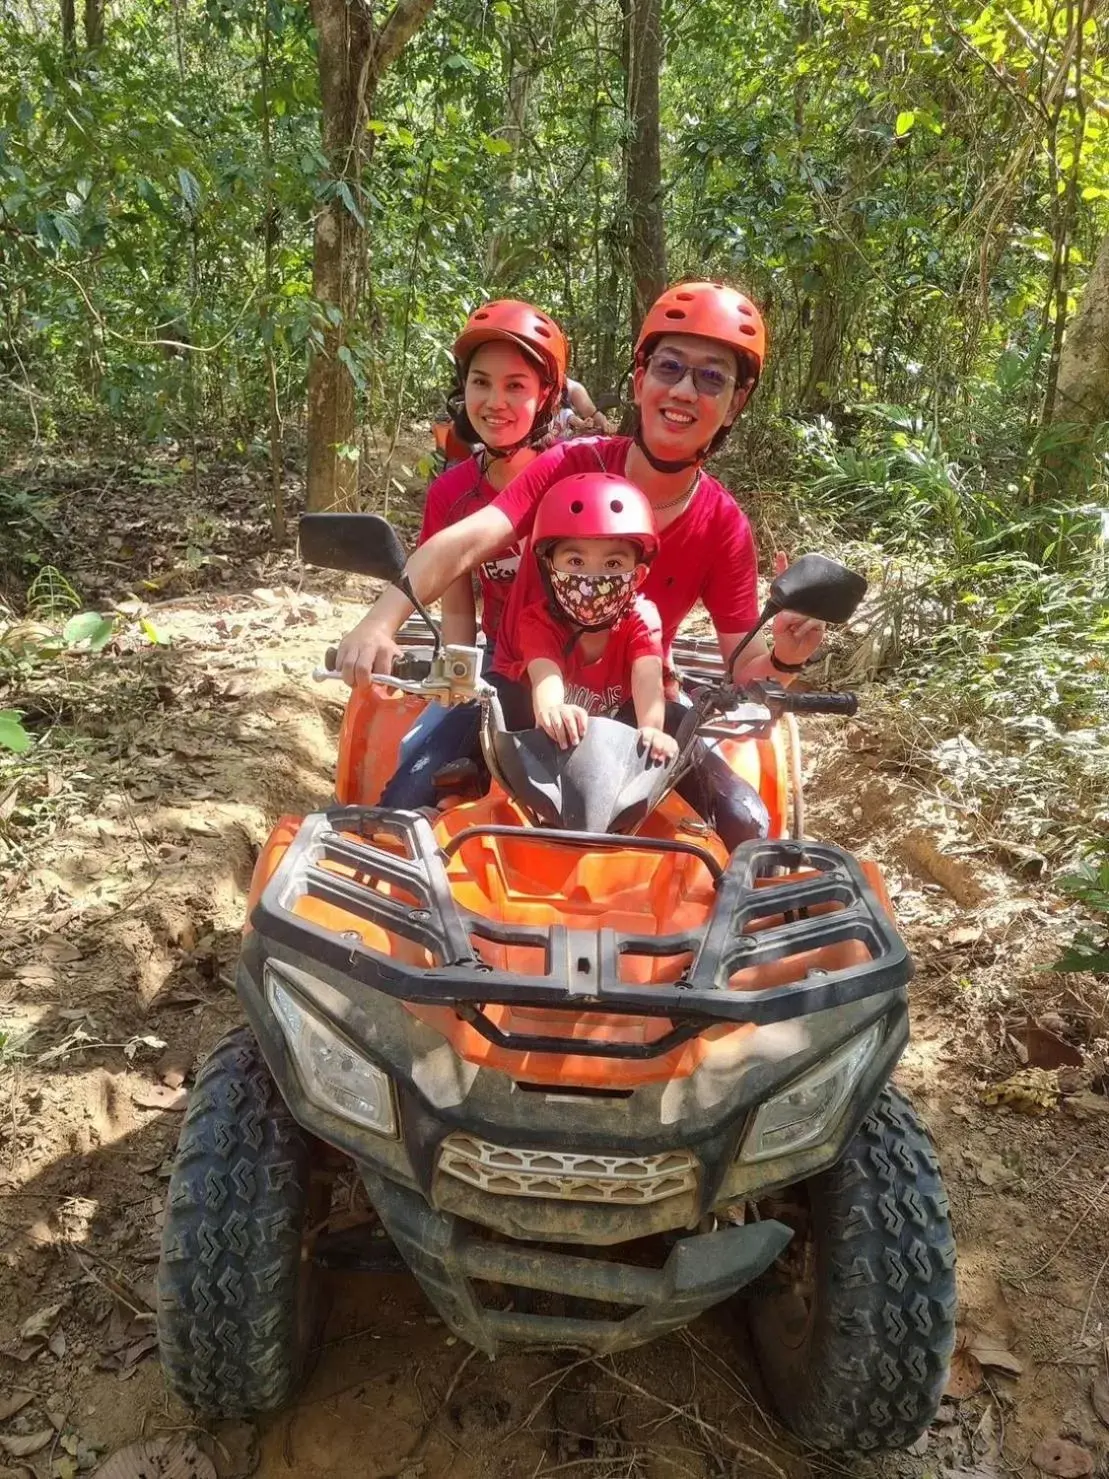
53, 213, 81, 247
177, 167, 201, 209
0, 710, 31, 753
62, 611, 115, 651
139, 617, 169, 646
895, 110, 916, 137
1081, 186, 1106, 200
335, 181, 365, 227
481, 136, 513, 156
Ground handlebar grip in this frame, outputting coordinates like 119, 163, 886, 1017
779, 690, 859, 717
324, 645, 338, 673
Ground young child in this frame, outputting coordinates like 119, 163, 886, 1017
492, 472, 677, 763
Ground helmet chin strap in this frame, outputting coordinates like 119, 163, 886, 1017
632, 421, 707, 475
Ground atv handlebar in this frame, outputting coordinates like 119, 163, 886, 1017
775, 689, 859, 717
316, 648, 434, 684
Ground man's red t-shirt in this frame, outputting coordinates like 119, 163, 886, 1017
490, 438, 760, 678
495, 592, 664, 716
419, 456, 521, 641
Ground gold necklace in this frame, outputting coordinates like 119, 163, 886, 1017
651, 471, 702, 513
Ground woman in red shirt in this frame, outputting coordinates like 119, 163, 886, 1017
381, 299, 568, 808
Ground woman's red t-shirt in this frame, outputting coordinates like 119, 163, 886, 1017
419, 456, 522, 642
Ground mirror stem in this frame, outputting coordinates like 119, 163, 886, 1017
398, 573, 442, 656
724, 600, 778, 679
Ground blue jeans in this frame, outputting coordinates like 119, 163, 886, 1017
378, 647, 492, 810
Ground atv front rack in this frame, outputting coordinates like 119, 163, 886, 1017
253, 806, 911, 1058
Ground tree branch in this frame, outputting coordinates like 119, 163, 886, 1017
371, 0, 437, 83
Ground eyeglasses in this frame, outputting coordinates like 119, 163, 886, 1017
647, 354, 734, 398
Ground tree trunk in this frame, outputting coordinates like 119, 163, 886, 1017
305, 0, 435, 512
83, 0, 102, 48
624, 0, 667, 341
1040, 227, 1109, 495
61, 0, 75, 50
1055, 228, 1109, 425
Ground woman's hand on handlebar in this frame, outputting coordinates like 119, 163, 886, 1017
334, 618, 402, 689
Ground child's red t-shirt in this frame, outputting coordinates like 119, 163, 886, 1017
494, 593, 664, 717
489, 437, 760, 649
419, 456, 521, 642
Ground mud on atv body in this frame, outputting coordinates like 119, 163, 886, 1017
158, 534, 956, 1451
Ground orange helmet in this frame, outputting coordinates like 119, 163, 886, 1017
453, 299, 568, 393
635, 281, 766, 376
532, 473, 659, 562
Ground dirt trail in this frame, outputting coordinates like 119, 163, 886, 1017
3, 556, 1109, 1479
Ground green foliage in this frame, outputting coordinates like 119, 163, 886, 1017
0, 710, 32, 753
1053, 846, 1109, 974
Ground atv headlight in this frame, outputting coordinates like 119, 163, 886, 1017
739, 1022, 882, 1163
266, 968, 396, 1137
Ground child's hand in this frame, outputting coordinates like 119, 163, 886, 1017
536, 703, 589, 749
638, 726, 677, 763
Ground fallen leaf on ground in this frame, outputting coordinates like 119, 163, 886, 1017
1091, 1376, 1109, 1429
1030, 1437, 1094, 1477
0, 1393, 33, 1422
47, 1331, 65, 1360
131, 1084, 188, 1111
945, 1334, 983, 1398
0, 1432, 54, 1458
41, 937, 81, 963
20, 1302, 66, 1342
967, 1331, 1022, 1375
91, 1435, 215, 1479
947, 925, 983, 948
1018, 1020, 1084, 1071
979, 1068, 1059, 1114
973, 1154, 1016, 1189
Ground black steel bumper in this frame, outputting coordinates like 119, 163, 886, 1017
358, 1166, 792, 1355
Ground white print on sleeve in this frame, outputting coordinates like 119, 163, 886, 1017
481, 548, 521, 584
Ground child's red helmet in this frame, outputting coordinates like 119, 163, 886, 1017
634, 280, 766, 376
532, 472, 660, 563
453, 299, 568, 393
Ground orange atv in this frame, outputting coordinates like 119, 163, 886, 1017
157, 516, 956, 1452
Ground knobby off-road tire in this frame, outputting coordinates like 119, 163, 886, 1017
157, 1026, 328, 1417
748, 1085, 957, 1451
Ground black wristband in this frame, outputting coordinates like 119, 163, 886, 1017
769, 650, 806, 674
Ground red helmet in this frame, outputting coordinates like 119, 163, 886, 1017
532, 472, 659, 563
453, 299, 568, 393
635, 280, 766, 376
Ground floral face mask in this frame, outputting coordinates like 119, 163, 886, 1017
548, 568, 638, 629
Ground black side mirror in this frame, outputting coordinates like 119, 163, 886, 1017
768, 555, 867, 624
724, 555, 867, 676
299, 512, 442, 654
298, 514, 408, 583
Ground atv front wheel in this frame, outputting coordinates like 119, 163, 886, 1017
157, 1026, 330, 1417
747, 1085, 956, 1451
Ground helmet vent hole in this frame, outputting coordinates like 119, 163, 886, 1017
676, 291, 695, 301
664, 309, 685, 320
474, 311, 489, 320
535, 325, 551, 337
570, 499, 584, 514
610, 499, 624, 512
740, 324, 757, 336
